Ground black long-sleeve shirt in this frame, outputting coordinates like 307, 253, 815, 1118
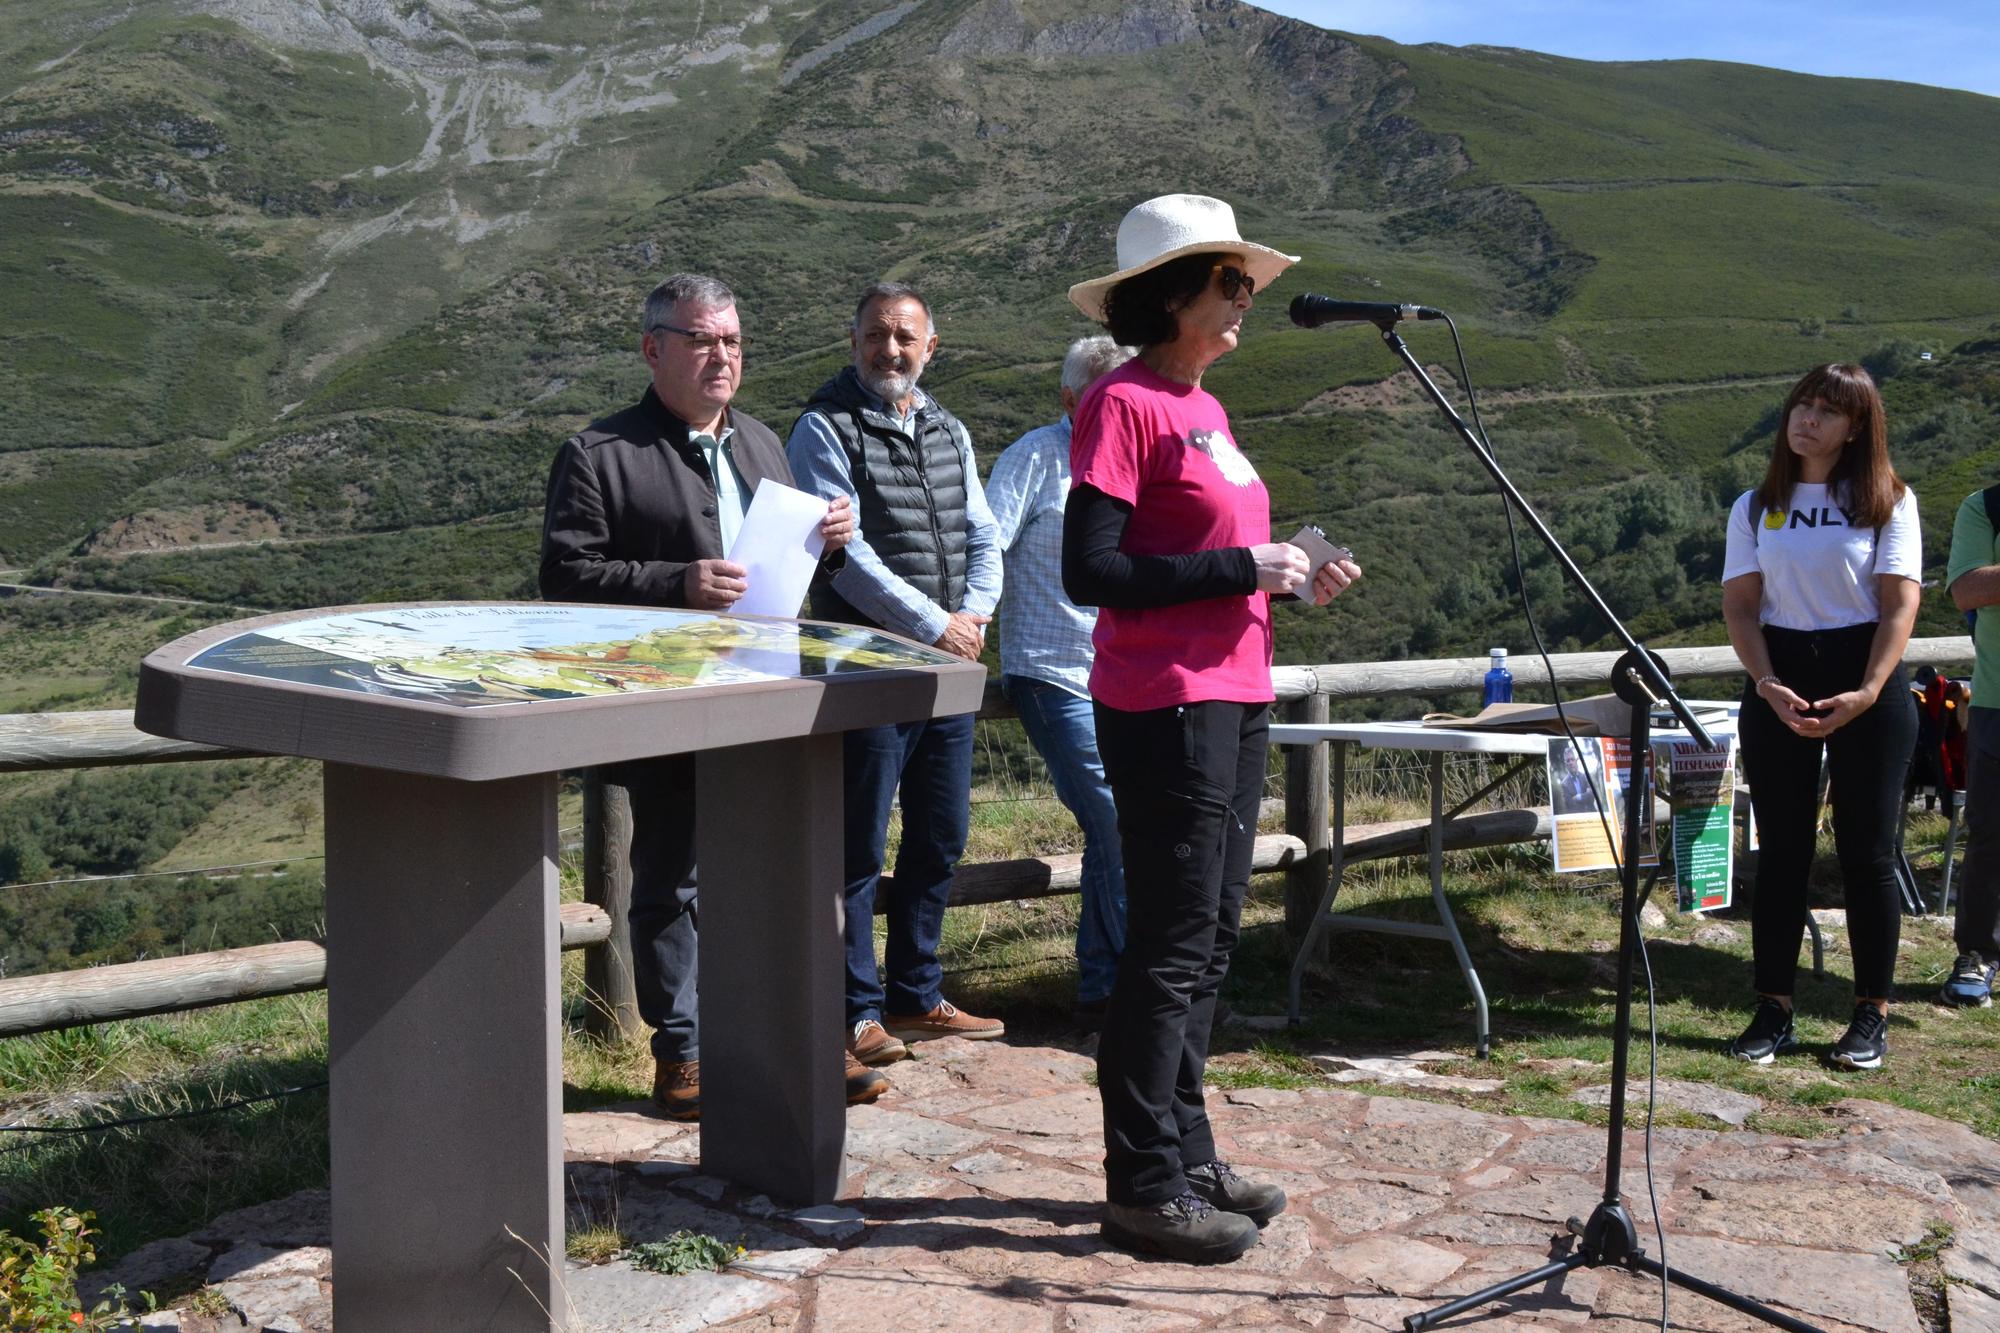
1061, 483, 1257, 610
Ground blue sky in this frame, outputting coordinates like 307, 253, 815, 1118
1257, 2, 2000, 97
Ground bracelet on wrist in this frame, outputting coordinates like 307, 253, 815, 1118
1755, 674, 1780, 693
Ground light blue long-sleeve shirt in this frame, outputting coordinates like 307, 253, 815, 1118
785, 383, 1002, 646
987, 416, 1095, 697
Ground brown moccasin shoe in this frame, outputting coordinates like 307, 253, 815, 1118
883, 999, 1004, 1044
845, 1050, 890, 1105
849, 1018, 910, 1067
653, 1059, 700, 1122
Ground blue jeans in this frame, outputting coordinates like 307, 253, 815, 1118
842, 712, 975, 1023
1003, 675, 1127, 1003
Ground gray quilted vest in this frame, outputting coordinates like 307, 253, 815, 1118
799, 367, 970, 629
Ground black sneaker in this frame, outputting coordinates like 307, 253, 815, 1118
1727, 997, 1798, 1064
1829, 1002, 1888, 1070
1102, 1191, 1259, 1263
1939, 952, 1997, 1008
1185, 1159, 1286, 1226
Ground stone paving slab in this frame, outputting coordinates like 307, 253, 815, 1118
107, 1037, 1999, 1331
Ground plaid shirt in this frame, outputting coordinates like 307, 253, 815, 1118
988, 417, 1096, 697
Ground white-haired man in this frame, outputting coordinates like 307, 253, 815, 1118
987, 335, 1137, 1024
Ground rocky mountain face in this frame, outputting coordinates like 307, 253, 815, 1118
3, 0, 1998, 668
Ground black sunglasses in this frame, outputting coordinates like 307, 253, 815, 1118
1212, 264, 1256, 300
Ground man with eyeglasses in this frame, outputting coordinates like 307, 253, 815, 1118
786, 281, 1006, 1072
540, 271, 878, 1121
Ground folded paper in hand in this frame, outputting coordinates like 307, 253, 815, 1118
1288, 524, 1351, 571
726, 479, 828, 619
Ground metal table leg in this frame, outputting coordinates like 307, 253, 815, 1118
1426, 751, 1491, 1058
324, 766, 563, 1331
1289, 742, 1348, 1025
697, 735, 847, 1204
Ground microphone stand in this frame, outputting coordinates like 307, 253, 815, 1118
1350, 320, 1822, 1333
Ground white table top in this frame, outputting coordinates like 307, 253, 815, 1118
1268, 721, 1558, 756
1271, 701, 1739, 757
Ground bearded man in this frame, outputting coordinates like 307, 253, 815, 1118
785, 281, 1006, 1071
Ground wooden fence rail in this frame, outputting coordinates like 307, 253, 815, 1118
0, 637, 1974, 1040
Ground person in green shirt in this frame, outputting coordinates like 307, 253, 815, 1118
1942, 489, 2000, 1006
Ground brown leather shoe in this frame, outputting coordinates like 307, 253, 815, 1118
883, 999, 1004, 1043
848, 1018, 909, 1067
845, 1050, 889, 1105
652, 1059, 700, 1122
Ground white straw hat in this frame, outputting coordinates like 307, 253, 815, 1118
1067, 194, 1300, 323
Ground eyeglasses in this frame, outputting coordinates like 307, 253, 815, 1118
1212, 265, 1256, 300
649, 324, 750, 356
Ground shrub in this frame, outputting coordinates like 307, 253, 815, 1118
0, 1207, 155, 1330
626, 1231, 743, 1276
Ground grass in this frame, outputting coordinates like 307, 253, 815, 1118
925, 760, 2000, 1144
0, 752, 1993, 1270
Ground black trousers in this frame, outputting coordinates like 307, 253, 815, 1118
1738, 623, 1914, 998
600, 755, 700, 1064
1092, 698, 1267, 1208
1950, 706, 2000, 964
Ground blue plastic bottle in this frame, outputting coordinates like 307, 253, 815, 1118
1482, 648, 1513, 706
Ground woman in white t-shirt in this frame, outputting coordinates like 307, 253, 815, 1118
1721, 362, 1921, 1071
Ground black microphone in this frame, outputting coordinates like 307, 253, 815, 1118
1289, 293, 1445, 328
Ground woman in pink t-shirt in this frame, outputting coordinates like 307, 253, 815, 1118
1061, 195, 1363, 1264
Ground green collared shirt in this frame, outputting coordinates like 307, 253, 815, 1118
693, 423, 748, 555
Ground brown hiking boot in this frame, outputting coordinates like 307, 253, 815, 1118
652, 1059, 700, 1122
883, 999, 1004, 1044
845, 1050, 889, 1105
848, 1018, 909, 1067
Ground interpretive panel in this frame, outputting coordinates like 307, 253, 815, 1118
137, 602, 986, 781
184, 604, 957, 708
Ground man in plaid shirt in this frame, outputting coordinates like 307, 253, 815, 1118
987, 335, 1136, 1021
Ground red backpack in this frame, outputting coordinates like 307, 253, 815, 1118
1909, 665, 1970, 803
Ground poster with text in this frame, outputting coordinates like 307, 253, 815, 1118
1547, 736, 1657, 873
1655, 734, 1737, 912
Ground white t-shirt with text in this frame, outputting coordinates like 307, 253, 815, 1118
1721, 483, 1921, 630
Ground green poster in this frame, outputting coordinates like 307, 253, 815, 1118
1656, 735, 1736, 913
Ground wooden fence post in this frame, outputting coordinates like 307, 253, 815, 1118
1282, 692, 1331, 941
582, 772, 644, 1043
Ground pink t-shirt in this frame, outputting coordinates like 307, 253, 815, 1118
1069, 359, 1274, 711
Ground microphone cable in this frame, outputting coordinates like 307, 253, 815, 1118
1434, 313, 1672, 1332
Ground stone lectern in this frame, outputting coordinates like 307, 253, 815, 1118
135, 602, 986, 1332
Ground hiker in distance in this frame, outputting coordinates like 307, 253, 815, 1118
538, 271, 881, 1119
1721, 362, 1921, 1070
987, 334, 1139, 1029
786, 281, 1009, 1073
1063, 193, 1363, 1264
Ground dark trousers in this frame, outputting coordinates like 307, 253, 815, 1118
841, 712, 975, 1023
1093, 699, 1267, 1208
1738, 623, 1914, 998
1952, 706, 2000, 964
602, 755, 699, 1065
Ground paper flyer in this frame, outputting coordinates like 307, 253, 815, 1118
727, 479, 829, 619
1655, 734, 1737, 913
1547, 735, 1657, 873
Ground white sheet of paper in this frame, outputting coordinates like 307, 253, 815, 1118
726, 479, 828, 618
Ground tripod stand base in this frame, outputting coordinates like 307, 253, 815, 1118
1401, 1201, 1827, 1333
